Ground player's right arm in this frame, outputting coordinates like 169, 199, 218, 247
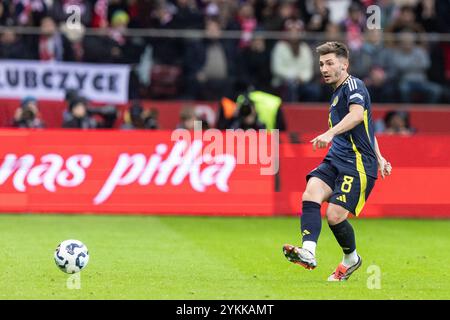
310, 104, 364, 150
374, 137, 392, 179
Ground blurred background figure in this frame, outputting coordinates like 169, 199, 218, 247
84, 9, 142, 64
391, 30, 443, 103
0, 28, 29, 59
121, 102, 159, 130
60, 23, 86, 62
303, 0, 330, 32
62, 96, 97, 129
229, 95, 266, 130
217, 89, 285, 131
350, 29, 394, 103
375, 110, 415, 135
12, 96, 45, 128
184, 17, 236, 100
237, 33, 272, 93
271, 18, 320, 102
62, 95, 118, 129
177, 105, 198, 130
236, 1, 258, 49
32, 15, 74, 61
340, 2, 365, 52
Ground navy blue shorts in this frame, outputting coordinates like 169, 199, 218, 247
306, 160, 376, 216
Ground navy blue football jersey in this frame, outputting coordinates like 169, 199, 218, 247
325, 75, 378, 179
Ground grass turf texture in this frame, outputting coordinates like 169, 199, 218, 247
0, 214, 449, 300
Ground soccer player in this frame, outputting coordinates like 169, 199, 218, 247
283, 42, 392, 281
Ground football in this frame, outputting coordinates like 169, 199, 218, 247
54, 240, 90, 274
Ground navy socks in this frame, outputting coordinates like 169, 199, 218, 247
300, 201, 322, 243
328, 219, 356, 254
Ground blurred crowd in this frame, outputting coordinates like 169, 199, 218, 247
12, 88, 415, 137
0, 0, 449, 104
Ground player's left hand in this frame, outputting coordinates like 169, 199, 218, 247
378, 157, 392, 179
310, 131, 334, 151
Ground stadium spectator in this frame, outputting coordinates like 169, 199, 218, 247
204, 0, 239, 31
62, 96, 117, 129
0, 1, 14, 26
374, 0, 397, 30
91, 0, 110, 28
83, 17, 121, 63
390, 30, 443, 103
62, 97, 98, 129
414, 0, 439, 33
434, 0, 450, 33
385, 5, 426, 46
261, 0, 297, 32
172, 0, 204, 29
31, 16, 75, 61
412, 0, 449, 87
376, 110, 415, 135
302, 0, 330, 32
0, 29, 29, 59
237, 33, 273, 93
183, 18, 237, 100
12, 96, 45, 129
236, 1, 258, 49
146, 1, 182, 65
222, 90, 286, 131
350, 29, 394, 102
177, 105, 198, 130
323, 22, 342, 42
340, 2, 365, 52
229, 95, 266, 130
121, 102, 159, 130
271, 18, 320, 102
254, 0, 278, 30
11, 0, 48, 27
60, 23, 86, 62
84, 9, 143, 64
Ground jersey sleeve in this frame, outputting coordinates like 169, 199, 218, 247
346, 78, 366, 109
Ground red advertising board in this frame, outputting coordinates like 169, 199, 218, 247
0, 129, 449, 218
0, 129, 275, 215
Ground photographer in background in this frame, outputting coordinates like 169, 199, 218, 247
62, 95, 118, 129
218, 89, 286, 131
375, 110, 415, 136
13, 96, 45, 129
121, 102, 159, 130
229, 95, 266, 130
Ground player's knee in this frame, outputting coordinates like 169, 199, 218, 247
302, 190, 321, 203
326, 210, 347, 225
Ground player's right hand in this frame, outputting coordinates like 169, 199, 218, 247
310, 131, 334, 150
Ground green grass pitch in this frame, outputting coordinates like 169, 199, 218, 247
0, 214, 449, 300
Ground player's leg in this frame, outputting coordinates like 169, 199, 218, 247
326, 203, 361, 281
327, 203, 355, 263
283, 162, 335, 270
300, 177, 333, 256
326, 171, 375, 281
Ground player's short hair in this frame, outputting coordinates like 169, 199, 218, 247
316, 42, 349, 59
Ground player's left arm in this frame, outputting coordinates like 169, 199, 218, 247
311, 104, 364, 150
374, 136, 392, 179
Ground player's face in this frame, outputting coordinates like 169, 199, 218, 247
319, 53, 348, 86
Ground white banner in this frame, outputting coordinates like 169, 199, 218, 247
0, 60, 130, 104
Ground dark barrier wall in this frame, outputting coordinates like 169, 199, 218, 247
0, 129, 448, 218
